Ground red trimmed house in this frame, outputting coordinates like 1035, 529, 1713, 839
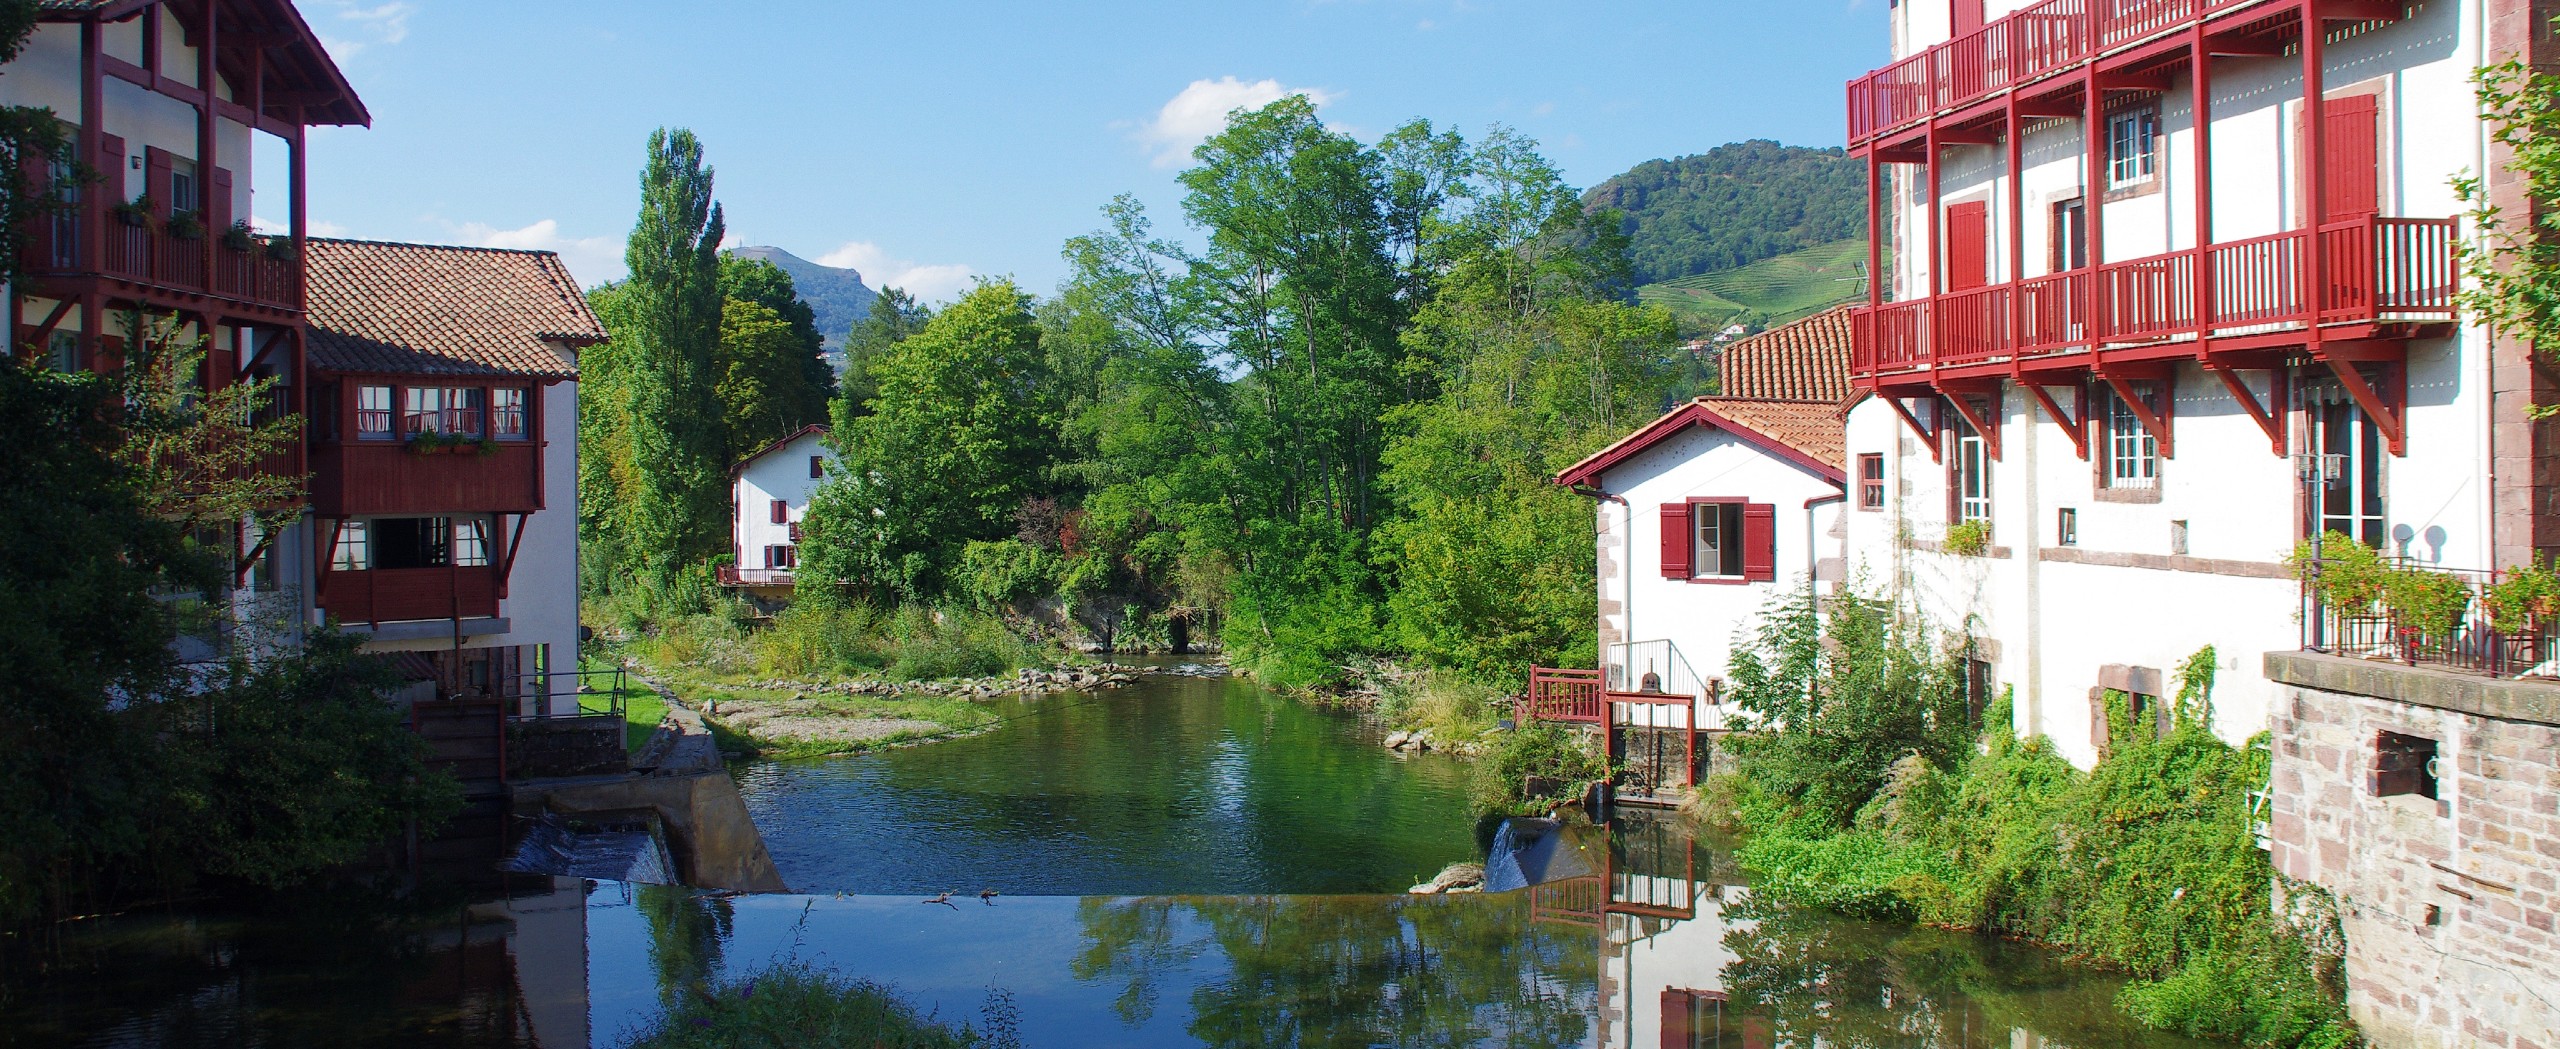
722, 424, 832, 592
1528, 309, 1857, 797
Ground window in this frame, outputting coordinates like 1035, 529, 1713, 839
2371, 731, 2438, 800
491, 388, 529, 440
169, 158, 199, 215
766, 544, 798, 570
2052, 198, 2088, 271
373, 517, 452, 570
47, 330, 80, 373
2102, 384, 2159, 489
357, 385, 394, 439
1857, 454, 1885, 510
2107, 109, 2159, 188
809, 454, 825, 479
1951, 412, 1992, 524
1693, 503, 1747, 580
330, 520, 370, 571
2314, 399, 2385, 547
46, 151, 77, 268
405, 387, 483, 436
770, 499, 789, 525
453, 517, 492, 567
2057, 507, 2078, 546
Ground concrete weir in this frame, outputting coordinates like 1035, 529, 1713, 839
510, 684, 787, 893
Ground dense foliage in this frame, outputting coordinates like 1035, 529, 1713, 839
2457, 22, 2560, 417
1582, 140, 1867, 286
1708, 621, 2356, 1049
0, 360, 456, 928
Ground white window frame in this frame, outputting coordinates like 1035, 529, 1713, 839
1954, 425, 1992, 525
2107, 110, 2159, 189
2315, 400, 2385, 547
2103, 384, 2159, 490
453, 517, 492, 567
356, 385, 395, 439
491, 387, 529, 440
331, 520, 369, 571
1692, 502, 1746, 579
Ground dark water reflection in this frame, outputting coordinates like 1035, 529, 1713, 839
731, 671, 1483, 895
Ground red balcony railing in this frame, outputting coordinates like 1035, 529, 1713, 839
1519, 667, 1605, 725
718, 566, 798, 587
318, 565, 502, 627
1850, 215, 2455, 381
20, 213, 303, 313
1848, 0, 2283, 144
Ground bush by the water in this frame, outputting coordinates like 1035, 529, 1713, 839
1472, 723, 1609, 815
603, 596, 1054, 684
625, 960, 1019, 1049
1715, 632, 2355, 1049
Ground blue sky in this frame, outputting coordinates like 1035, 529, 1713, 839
280, 1, 1888, 300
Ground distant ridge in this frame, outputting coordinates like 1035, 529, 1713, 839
729, 245, 878, 350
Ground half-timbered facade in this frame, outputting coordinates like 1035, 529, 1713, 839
1840, 0, 2557, 766
302, 238, 602, 716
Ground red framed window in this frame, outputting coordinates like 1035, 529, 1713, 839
769, 499, 789, 525
1659, 499, 1777, 583
809, 455, 825, 479
491, 388, 529, 440
765, 545, 797, 570
1857, 454, 1885, 510
356, 385, 394, 440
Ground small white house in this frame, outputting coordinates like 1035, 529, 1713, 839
727, 425, 833, 589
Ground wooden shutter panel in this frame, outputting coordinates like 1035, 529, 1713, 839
1742, 503, 1777, 582
1658, 503, 1692, 578
770, 499, 788, 524
1660, 989, 1693, 1049
98, 133, 125, 200
2322, 95, 2379, 222
1945, 201, 1990, 291
208, 166, 233, 233
144, 147, 172, 217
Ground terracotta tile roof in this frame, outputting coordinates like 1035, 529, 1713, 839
304, 238, 604, 380
1556, 396, 1848, 487
1693, 397, 1847, 471
1719, 305, 1854, 402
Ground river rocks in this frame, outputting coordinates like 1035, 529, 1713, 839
1384, 730, 1412, 750
1408, 862, 1487, 895
1157, 663, 1231, 678
739, 663, 1145, 701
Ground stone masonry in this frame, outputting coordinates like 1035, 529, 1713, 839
2265, 652, 2560, 1049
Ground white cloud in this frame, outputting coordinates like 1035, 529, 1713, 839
813, 241, 976, 303
311, 1, 414, 59
451, 219, 623, 289
1138, 76, 1340, 168
249, 214, 349, 237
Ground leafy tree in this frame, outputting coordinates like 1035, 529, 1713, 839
2456, 26, 2560, 417
800, 280, 1060, 601
577, 282, 641, 551
715, 298, 823, 464
0, 0, 76, 291
837, 285, 932, 415
615, 128, 730, 585
718, 253, 834, 423
111, 311, 306, 537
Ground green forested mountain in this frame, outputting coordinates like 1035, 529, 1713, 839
1585, 140, 1866, 286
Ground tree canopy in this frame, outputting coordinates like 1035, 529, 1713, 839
1583, 139, 1867, 286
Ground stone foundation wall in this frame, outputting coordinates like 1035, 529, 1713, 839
507, 716, 629, 780
2265, 652, 2560, 1049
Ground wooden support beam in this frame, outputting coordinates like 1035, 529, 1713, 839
498, 513, 529, 598
2025, 383, 2091, 460
2097, 69, 2173, 93
233, 524, 278, 588
1887, 397, 1944, 463
2205, 362, 2288, 456
2099, 372, 2175, 459
2321, 358, 2406, 456
2016, 95, 2082, 119
26, 297, 74, 353
1939, 385, 2004, 461
1936, 126, 2003, 145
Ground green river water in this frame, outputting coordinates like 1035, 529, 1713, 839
0, 668, 2212, 1048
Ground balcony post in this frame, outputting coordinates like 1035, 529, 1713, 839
2190, 25, 2214, 342
2006, 96, 2024, 357
2300, 0, 2325, 352
1926, 120, 1942, 370
1867, 150, 1884, 311
197, 0, 217, 293
78, 17, 103, 359
2083, 69, 2106, 354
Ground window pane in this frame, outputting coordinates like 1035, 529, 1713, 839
453, 518, 491, 567
358, 385, 395, 438
331, 520, 369, 571
447, 388, 484, 437
492, 388, 528, 439
404, 387, 445, 433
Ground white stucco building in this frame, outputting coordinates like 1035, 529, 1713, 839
1842, 0, 2552, 767
725, 425, 833, 590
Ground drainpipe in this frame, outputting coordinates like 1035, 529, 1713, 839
1570, 484, 1633, 671
1804, 491, 1847, 597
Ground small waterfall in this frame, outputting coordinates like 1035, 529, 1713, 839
1480, 817, 1601, 893
504, 811, 675, 885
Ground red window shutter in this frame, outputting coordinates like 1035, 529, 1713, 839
1945, 201, 1990, 291
98, 133, 125, 200
769, 499, 787, 524
144, 148, 172, 217
1742, 503, 1777, 582
208, 166, 233, 232
1659, 503, 1693, 578
2322, 95, 2379, 221
1660, 989, 1693, 1049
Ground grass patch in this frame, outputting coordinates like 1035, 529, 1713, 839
645, 662, 1004, 761
1372, 669, 1506, 742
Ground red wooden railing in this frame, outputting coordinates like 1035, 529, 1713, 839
1852, 214, 2454, 380
1848, 0, 2287, 144
1520, 667, 1605, 725
19, 214, 301, 313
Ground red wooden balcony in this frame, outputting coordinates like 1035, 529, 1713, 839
318, 565, 501, 627
309, 440, 542, 517
718, 566, 798, 587
1851, 215, 2455, 382
20, 213, 303, 315
1520, 667, 1605, 725
1848, 0, 2285, 146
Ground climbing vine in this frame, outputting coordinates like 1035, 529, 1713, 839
2455, 22, 2560, 418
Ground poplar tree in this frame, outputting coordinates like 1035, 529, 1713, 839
618, 128, 728, 585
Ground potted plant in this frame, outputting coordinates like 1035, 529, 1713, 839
113, 195, 154, 228
165, 208, 205, 241
2290, 531, 2388, 613
262, 236, 297, 263
1944, 519, 1992, 557
221, 220, 257, 253
2380, 563, 2472, 639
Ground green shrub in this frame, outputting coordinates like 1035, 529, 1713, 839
953, 539, 1060, 611
1943, 519, 1992, 556
2485, 557, 2560, 633
625, 959, 1015, 1049
1471, 724, 1608, 815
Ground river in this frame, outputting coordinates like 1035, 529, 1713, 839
0, 668, 2213, 1048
